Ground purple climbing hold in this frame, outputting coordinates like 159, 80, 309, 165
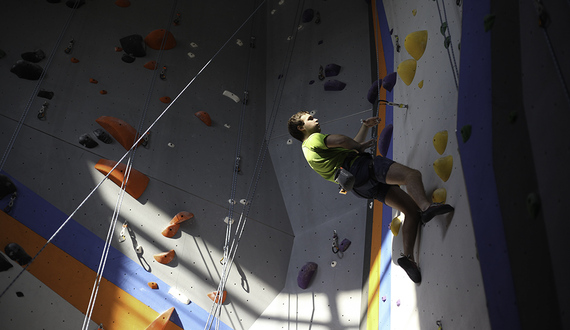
309, 80, 315, 85
120, 34, 146, 57
339, 238, 351, 252
297, 262, 318, 289
366, 79, 382, 104
378, 124, 393, 156
324, 79, 346, 91
324, 63, 341, 77
382, 72, 397, 92
302, 9, 315, 23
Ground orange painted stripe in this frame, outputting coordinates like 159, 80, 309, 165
368, 0, 389, 329
0, 211, 181, 330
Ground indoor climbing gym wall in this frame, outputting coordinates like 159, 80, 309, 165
0, 0, 295, 329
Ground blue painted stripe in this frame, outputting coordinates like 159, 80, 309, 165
0, 171, 231, 330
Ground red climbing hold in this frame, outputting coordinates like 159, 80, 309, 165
70, 57, 79, 63
207, 291, 227, 304
95, 116, 143, 150
115, 0, 131, 7
154, 250, 175, 265
195, 111, 212, 126
145, 307, 175, 330
145, 29, 177, 50
144, 61, 157, 70
89, 78, 98, 84
94, 159, 149, 199
159, 96, 171, 104
115, 47, 123, 52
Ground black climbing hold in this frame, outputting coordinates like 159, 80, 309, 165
0, 175, 17, 200
460, 124, 472, 143
119, 35, 146, 57
444, 36, 451, 49
508, 110, 518, 123
93, 128, 112, 144
10, 60, 43, 80
121, 53, 136, 63
66, 0, 85, 8
324, 63, 341, 77
46, 0, 61, 3
0, 49, 7, 58
440, 22, 448, 36
37, 90, 54, 99
16, 291, 24, 297
0, 253, 13, 272
79, 134, 99, 148
302, 9, 314, 23
367, 79, 381, 104
315, 11, 321, 24
309, 80, 315, 85
21, 49, 46, 63
318, 40, 323, 45
324, 79, 346, 91
4, 243, 32, 266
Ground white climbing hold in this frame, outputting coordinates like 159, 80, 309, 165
223, 90, 240, 103
287, 36, 292, 41
271, 9, 276, 14
240, 199, 248, 205
331, 261, 337, 267
224, 124, 231, 129
236, 39, 243, 46
369, 201, 373, 209
278, 0, 284, 5
190, 42, 198, 48
309, 110, 316, 116
228, 199, 236, 205
168, 287, 190, 305
136, 245, 143, 254
168, 142, 175, 148
224, 216, 235, 225
287, 138, 293, 145
187, 52, 195, 58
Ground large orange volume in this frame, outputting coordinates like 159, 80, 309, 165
95, 116, 142, 151
94, 159, 149, 199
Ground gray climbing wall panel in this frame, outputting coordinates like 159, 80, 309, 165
0, 0, 293, 329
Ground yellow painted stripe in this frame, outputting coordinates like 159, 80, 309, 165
0, 211, 182, 330
368, 1, 389, 329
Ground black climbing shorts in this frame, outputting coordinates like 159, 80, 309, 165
346, 154, 397, 203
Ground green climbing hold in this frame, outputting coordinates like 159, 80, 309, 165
484, 14, 496, 32
508, 110, 518, 123
440, 22, 448, 35
526, 192, 541, 219
444, 36, 451, 49
461, 125, 472, 143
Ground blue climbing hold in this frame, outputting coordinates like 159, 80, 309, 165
378, 124, 393, 156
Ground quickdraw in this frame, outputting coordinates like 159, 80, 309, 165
3, 192, 17, 213
332, 230, 339, 254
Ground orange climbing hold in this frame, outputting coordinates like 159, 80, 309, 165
99, 90, 107, 95
71, 57, 79, 63
115, 46, 123, 52
145, 307, 175, 330
154, 250, 175, 265
162, 211, 193, 238
207, 291, 227, 304
145, 29, 177, 50
160, 96, 171, 104
148, 282, 158, 289
94, 159, 149, 199
195, 111, 212, 126
95, 116, 143, 150
115, 0, 131, 7
144, 61, 157, 70
89, 78, 98, 84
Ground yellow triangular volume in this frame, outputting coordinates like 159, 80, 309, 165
404, 30, 428, 60
397, 59, 417, 86
433, 155, 453, 182
433, 130, 448, 155
390, 216, 402, 236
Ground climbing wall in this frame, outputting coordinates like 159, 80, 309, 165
256, 0, 376, 329
381, 0, 491, 329
0, 0, 293, 329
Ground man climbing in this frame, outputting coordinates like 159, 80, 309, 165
287, 111, 453, 283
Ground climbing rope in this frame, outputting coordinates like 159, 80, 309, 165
434, 0, 460, 91
204, 0, 307, 328
0, 0, 81, 171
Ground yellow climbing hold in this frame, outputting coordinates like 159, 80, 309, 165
433, 155, 453, 182
412, 9, 417, 16
390, 216, 402, 236
433, 130, 448, 155
418, 80, 424, 88
397, 59, 417, 86
432, 188, 447, 204
404, 30, 428, 61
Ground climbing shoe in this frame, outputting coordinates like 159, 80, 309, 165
397, 255, 421, 283
421, 203, 454, 224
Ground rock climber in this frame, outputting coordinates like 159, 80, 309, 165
287, 111, 454, 283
